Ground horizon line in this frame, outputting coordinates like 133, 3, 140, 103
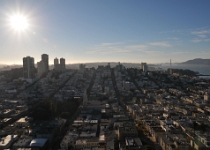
0, 61, 183, 66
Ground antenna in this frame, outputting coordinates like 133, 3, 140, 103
170, 59, 171, 66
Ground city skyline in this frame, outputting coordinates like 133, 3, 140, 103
0, 0, 210, 64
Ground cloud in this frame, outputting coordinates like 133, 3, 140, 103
197, 34, 207, 38
191, 29, 210, 42
87, 42, 149, 55
125, 45, 148, 50
191, 38, 210, 43
191, 38, 202, 43
159, 29, 184, 34
167, 37, 180, 40
101, 42, 122, 46
190, 28, 210, 43
144, 50, 164, 55
160, 28, 210, 37
87, 43, 131, 55
172, 51, 189, 55
204, 39, 210, 42
87, 41, 174, 56
155, 27, 210, 47
149, 42, 171, 47
191, 30, 210, 35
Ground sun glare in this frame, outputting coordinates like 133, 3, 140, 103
10, 15, 28, 31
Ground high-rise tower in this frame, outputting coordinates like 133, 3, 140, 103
23, 56, 35, 79
60, 58, 66, 71
37, 61, 45, 77
79, 64, 86, 73
141, 62, 148, 72
54, 58, 59, 71
37, 54, 49, 77
54, 57, 66, 72
41, 54, 49, 71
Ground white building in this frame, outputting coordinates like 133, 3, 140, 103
142, 63, 148, 72
204, 92, 210, 101
15, 117, 31, 127
140, 62, 145, 70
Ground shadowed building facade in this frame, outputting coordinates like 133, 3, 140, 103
23, 56, 35, 79
54, 57, 66, 72
37, 54, 49, 77
41, 54, 49, 71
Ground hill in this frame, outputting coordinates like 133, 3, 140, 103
182, 58, 210, 65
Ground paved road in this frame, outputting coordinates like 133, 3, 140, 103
113, 69, 162, 150
87, 70, 96, 97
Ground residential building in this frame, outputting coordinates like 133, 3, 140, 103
23, 56, 35, 79
118, 122, 138, 141
79, 64, 86, 73
54, 57, 66, 71
41, 54, 49, 71
140, 62, 148, 72
60, 58, 66, 71
54, 58, 59, 71
204, 92, 210, 101
0, 135, 18, 149
37, 61, 45, 77
123, 81, 130, 91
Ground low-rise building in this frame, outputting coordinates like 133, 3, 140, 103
0, 135, 18, 149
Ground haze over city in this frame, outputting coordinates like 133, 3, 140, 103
0, 0, 210, 64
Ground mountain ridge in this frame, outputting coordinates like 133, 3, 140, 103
181, 58, 210, 65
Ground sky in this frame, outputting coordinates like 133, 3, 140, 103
0, 0, 210, 65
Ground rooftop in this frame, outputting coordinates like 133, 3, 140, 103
29, 138, 48, 147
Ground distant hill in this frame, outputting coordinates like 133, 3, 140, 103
0, 64, 22, 70
182, 58, 210, 65
65, 62, 142, 69
65, 62, 159, 69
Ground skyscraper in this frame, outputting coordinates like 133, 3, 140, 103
23, 56, 35, 79
60, 58, 66, 71
140, 62, 148, 72
37, 61, 45, 77
54, 57, 66, 72
41, 54, 49, 71
79, 64, 86, 73
54, 58, 59, 71
37, 54, 49, 77
143, 64, 148, 72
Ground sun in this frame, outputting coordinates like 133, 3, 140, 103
10, 15, 29, 31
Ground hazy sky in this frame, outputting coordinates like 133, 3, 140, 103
0, 0, 210, 64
